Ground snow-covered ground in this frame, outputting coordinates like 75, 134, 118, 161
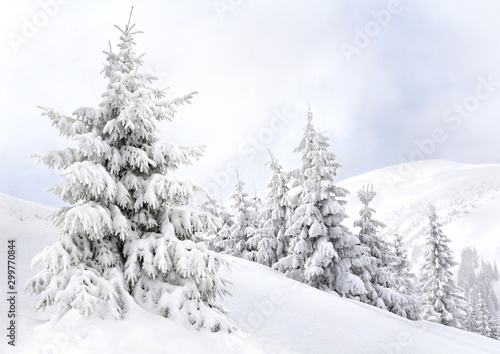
2, 159, 500, 353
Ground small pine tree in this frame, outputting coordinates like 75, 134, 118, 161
476, 292, 494, 338
248, 151, 293, 268
245, 184, 264, 261
462, 299, 477, 332
211, 199, 234, 253
392, 231, 416, 295
215, 172, 255, 259
490, 316, 500, 340
198, 193, 224, 245
276, 108, 365, 295
250, 184, 264, 225
24, 12, 234, 332
417, 204, 467, 329
199, 193, 220, 218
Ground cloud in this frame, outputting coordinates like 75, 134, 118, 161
1, 0, 500, 206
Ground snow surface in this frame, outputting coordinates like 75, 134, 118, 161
2, 160, 500, 353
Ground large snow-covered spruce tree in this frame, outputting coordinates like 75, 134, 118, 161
24, 15, 234, 332
417, 204, 467, 329
276, 109, 365, 295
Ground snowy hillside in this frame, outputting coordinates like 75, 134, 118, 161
338, 160, 500, 264
1, 178, 500, 353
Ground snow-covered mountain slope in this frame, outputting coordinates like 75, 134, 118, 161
338, 160, 500, 264
1, 188, 500, 353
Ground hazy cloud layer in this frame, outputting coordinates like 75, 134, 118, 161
2, 0, 500, 206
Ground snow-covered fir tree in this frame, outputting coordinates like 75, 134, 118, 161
491, 317, 500, 340
350, 186, 419, 320
458, 246, 499, 316
24, 13, 234, 332
276, 108, 365, 295
463, 299, 477, 332
245, 184, 264, 261
417, 204, 467, 329
247, 150, 293, 268
198, 193, 222, 244
458, 246, 479, 299
250, 184, 264, 224
475, 292, 495, 339
478, 261, 500, 315
208, 197, 234, 253
215, 172, 256, 259
392, 231, 416, 295
199, 193, 220, 219
482, 261, 496, 282
199, 193, 235, 252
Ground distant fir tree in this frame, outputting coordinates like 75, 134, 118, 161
276, 109, 365, 296
475, 292, 495, 339
248, 151, 293, 268
417, 204, 467, 329
199, 193, 220, 218
458, 246, 479, 296
215, 172, 256, 259
478, 261, 500, 314
24, 13, 234, 332
492, 318, 500, 340
350, 186, 419, 320
392, 231, 416, 295
462, 299, 477, 332
250, 184, 264, 224
245, 184, 264, 261
481, 261, 496, 282
210, 198, 234, 253
458, 246, 499, 315
198, 193, 223, 245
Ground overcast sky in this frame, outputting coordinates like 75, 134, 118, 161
2, 0, 500, 207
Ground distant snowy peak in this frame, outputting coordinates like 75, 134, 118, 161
341, 159, 500, 199
339, 159, 500, 262
0, 192, 54, 224
340, 159, 500, 217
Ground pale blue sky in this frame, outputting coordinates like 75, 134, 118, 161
2, 0, 500, 206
